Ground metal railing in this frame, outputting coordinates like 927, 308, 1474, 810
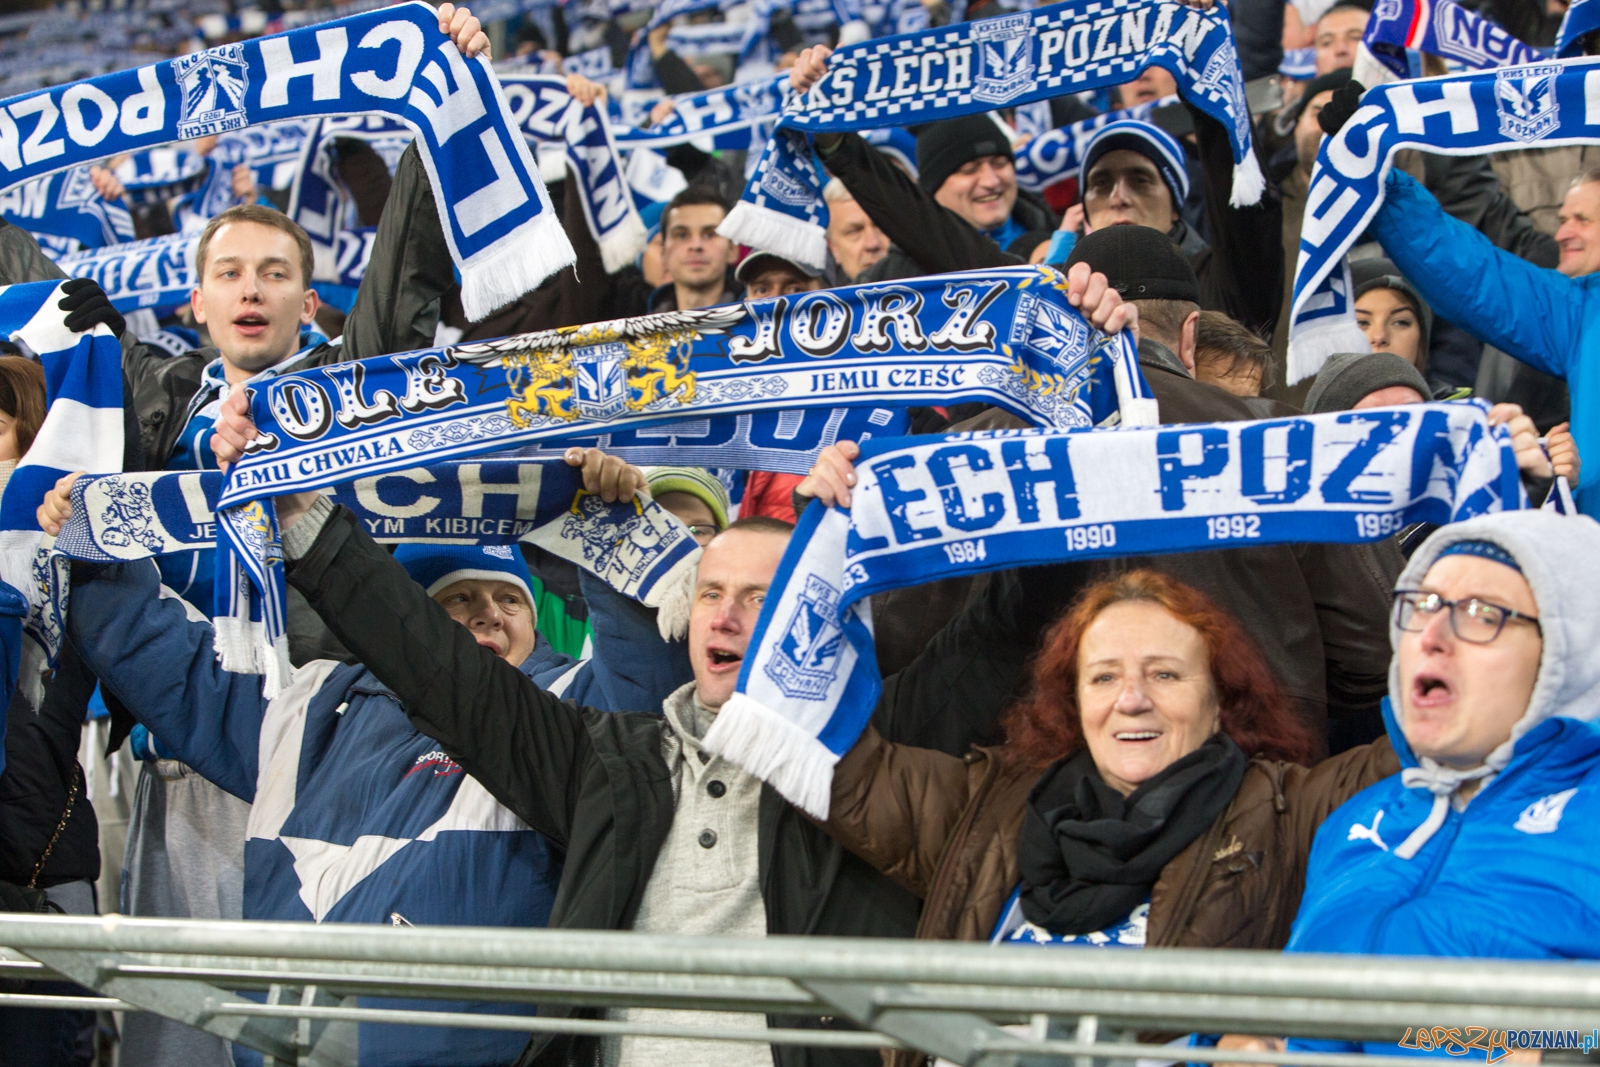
3, 914, 1597, 1067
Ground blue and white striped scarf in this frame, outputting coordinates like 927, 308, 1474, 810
722, 0, 1260, 270
499, 73, 647, 271
211, 266, 1154, 683
1288, 59, 1600, 384
0, 280, 124, 705
0, 1, 570, 321
1356, 0, 1545, 85
705, 400, 1526, 817
286, 114, 415, 285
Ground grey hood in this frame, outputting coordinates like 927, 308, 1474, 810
1385, 510, 1600, 856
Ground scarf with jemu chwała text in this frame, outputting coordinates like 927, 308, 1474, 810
0, 1, 570, 321
499, 74, 647, 272
1289, 59, 1600, 384
1356, 0, 1545, 85
50, 459, 703, 693
0, 281, 124, 707
213, 266, 1155, 683
704, 400, 1525, 818
720, 0, 1261, 270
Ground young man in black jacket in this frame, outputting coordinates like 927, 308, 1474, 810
205, 265, 1136, 1067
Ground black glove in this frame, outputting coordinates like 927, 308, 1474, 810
1317, 80, 1366, 139
57, 277, 125, 336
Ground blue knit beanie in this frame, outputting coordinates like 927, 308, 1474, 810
394, 544, 536, 601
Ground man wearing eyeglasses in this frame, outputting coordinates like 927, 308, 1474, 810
1240, 511, 1600, 1058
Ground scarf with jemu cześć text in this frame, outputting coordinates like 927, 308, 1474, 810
0, 1, 571, 321
48, 458, 703, 696
499, 73, 647, 273
212, 265, 1156, 687
0, 281, 125, 708
1355, 0, 1546, 86
1288, 58, 1600, 384
719, 0, 1262, 272
703, 400, 1525, 818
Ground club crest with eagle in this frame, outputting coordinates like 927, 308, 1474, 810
455, 306, 748, 428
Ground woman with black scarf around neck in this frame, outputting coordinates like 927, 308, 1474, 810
792, 450, 1401, 1064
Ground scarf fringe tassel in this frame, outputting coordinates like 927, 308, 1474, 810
457, 212, 578, 322
214, 615, 294, 701
1228, 149, 1267, 209
717, 202, 829, 274
1287, 321, 1372, 385
701, 692, 839, 820
596, 211, 650, 275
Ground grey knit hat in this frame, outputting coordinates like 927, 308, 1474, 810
1303, 351, 1432, 414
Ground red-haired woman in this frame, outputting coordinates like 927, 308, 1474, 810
816, 568, 1400, 996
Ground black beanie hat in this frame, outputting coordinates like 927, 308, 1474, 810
1290, 67, 1354, 126
1063, 224, 1201, 303
1303, 351, 1432, 413
915, 114, 1015, 195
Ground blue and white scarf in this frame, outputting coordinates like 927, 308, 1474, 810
499, 73, 647, 271
211, 266, 1155, 680
287, 114, 415, 284
1558, 0, 1600, 57
1288, 58, 1600, 384
0, 165, 132, 258
722, 0, 1260, 269
110, 146, 210, 206
55, 231, 197, 313
561, 46, 616, 81
0, 1, 570, 321
1014, 94, 1174, 194
611, 74, 790, 150
705, 399, 1526, 816
0, 280, 124, 705
1356, 0, 1545, 85
51, 457, 704, 683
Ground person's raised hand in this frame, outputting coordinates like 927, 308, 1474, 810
1489, 402, 1553, 480
37, 472, 84, 537
1064, 261, 1137, 335
647, 23, 671, 58
1547, 422, 1581, 485
788, 45, 832, 96
566, 73, 608, 108
1057, 202, 1086, 235
796, 441, 860, 508
565, 447, 647, 503
211, 385, 259, 472
89, 165, 125, 203
437, 3, 490, 59
1317, 80, 1365, 138
231, 162, 258, 202
58, 278, 125, 336
648, 97, 678, 128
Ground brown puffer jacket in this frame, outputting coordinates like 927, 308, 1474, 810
823, 727, 1399, 1066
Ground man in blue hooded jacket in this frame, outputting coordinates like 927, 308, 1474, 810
1284, 509, 1600, 1057
41, 452, 693, 1067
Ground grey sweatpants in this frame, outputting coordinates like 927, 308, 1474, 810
118, 760, 250, 1067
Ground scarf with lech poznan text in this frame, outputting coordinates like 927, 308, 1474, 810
1288, 59, 1600, 384
0, 1, 570, 320
704, 400, 1524, 818
720, 0, 1261, 271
